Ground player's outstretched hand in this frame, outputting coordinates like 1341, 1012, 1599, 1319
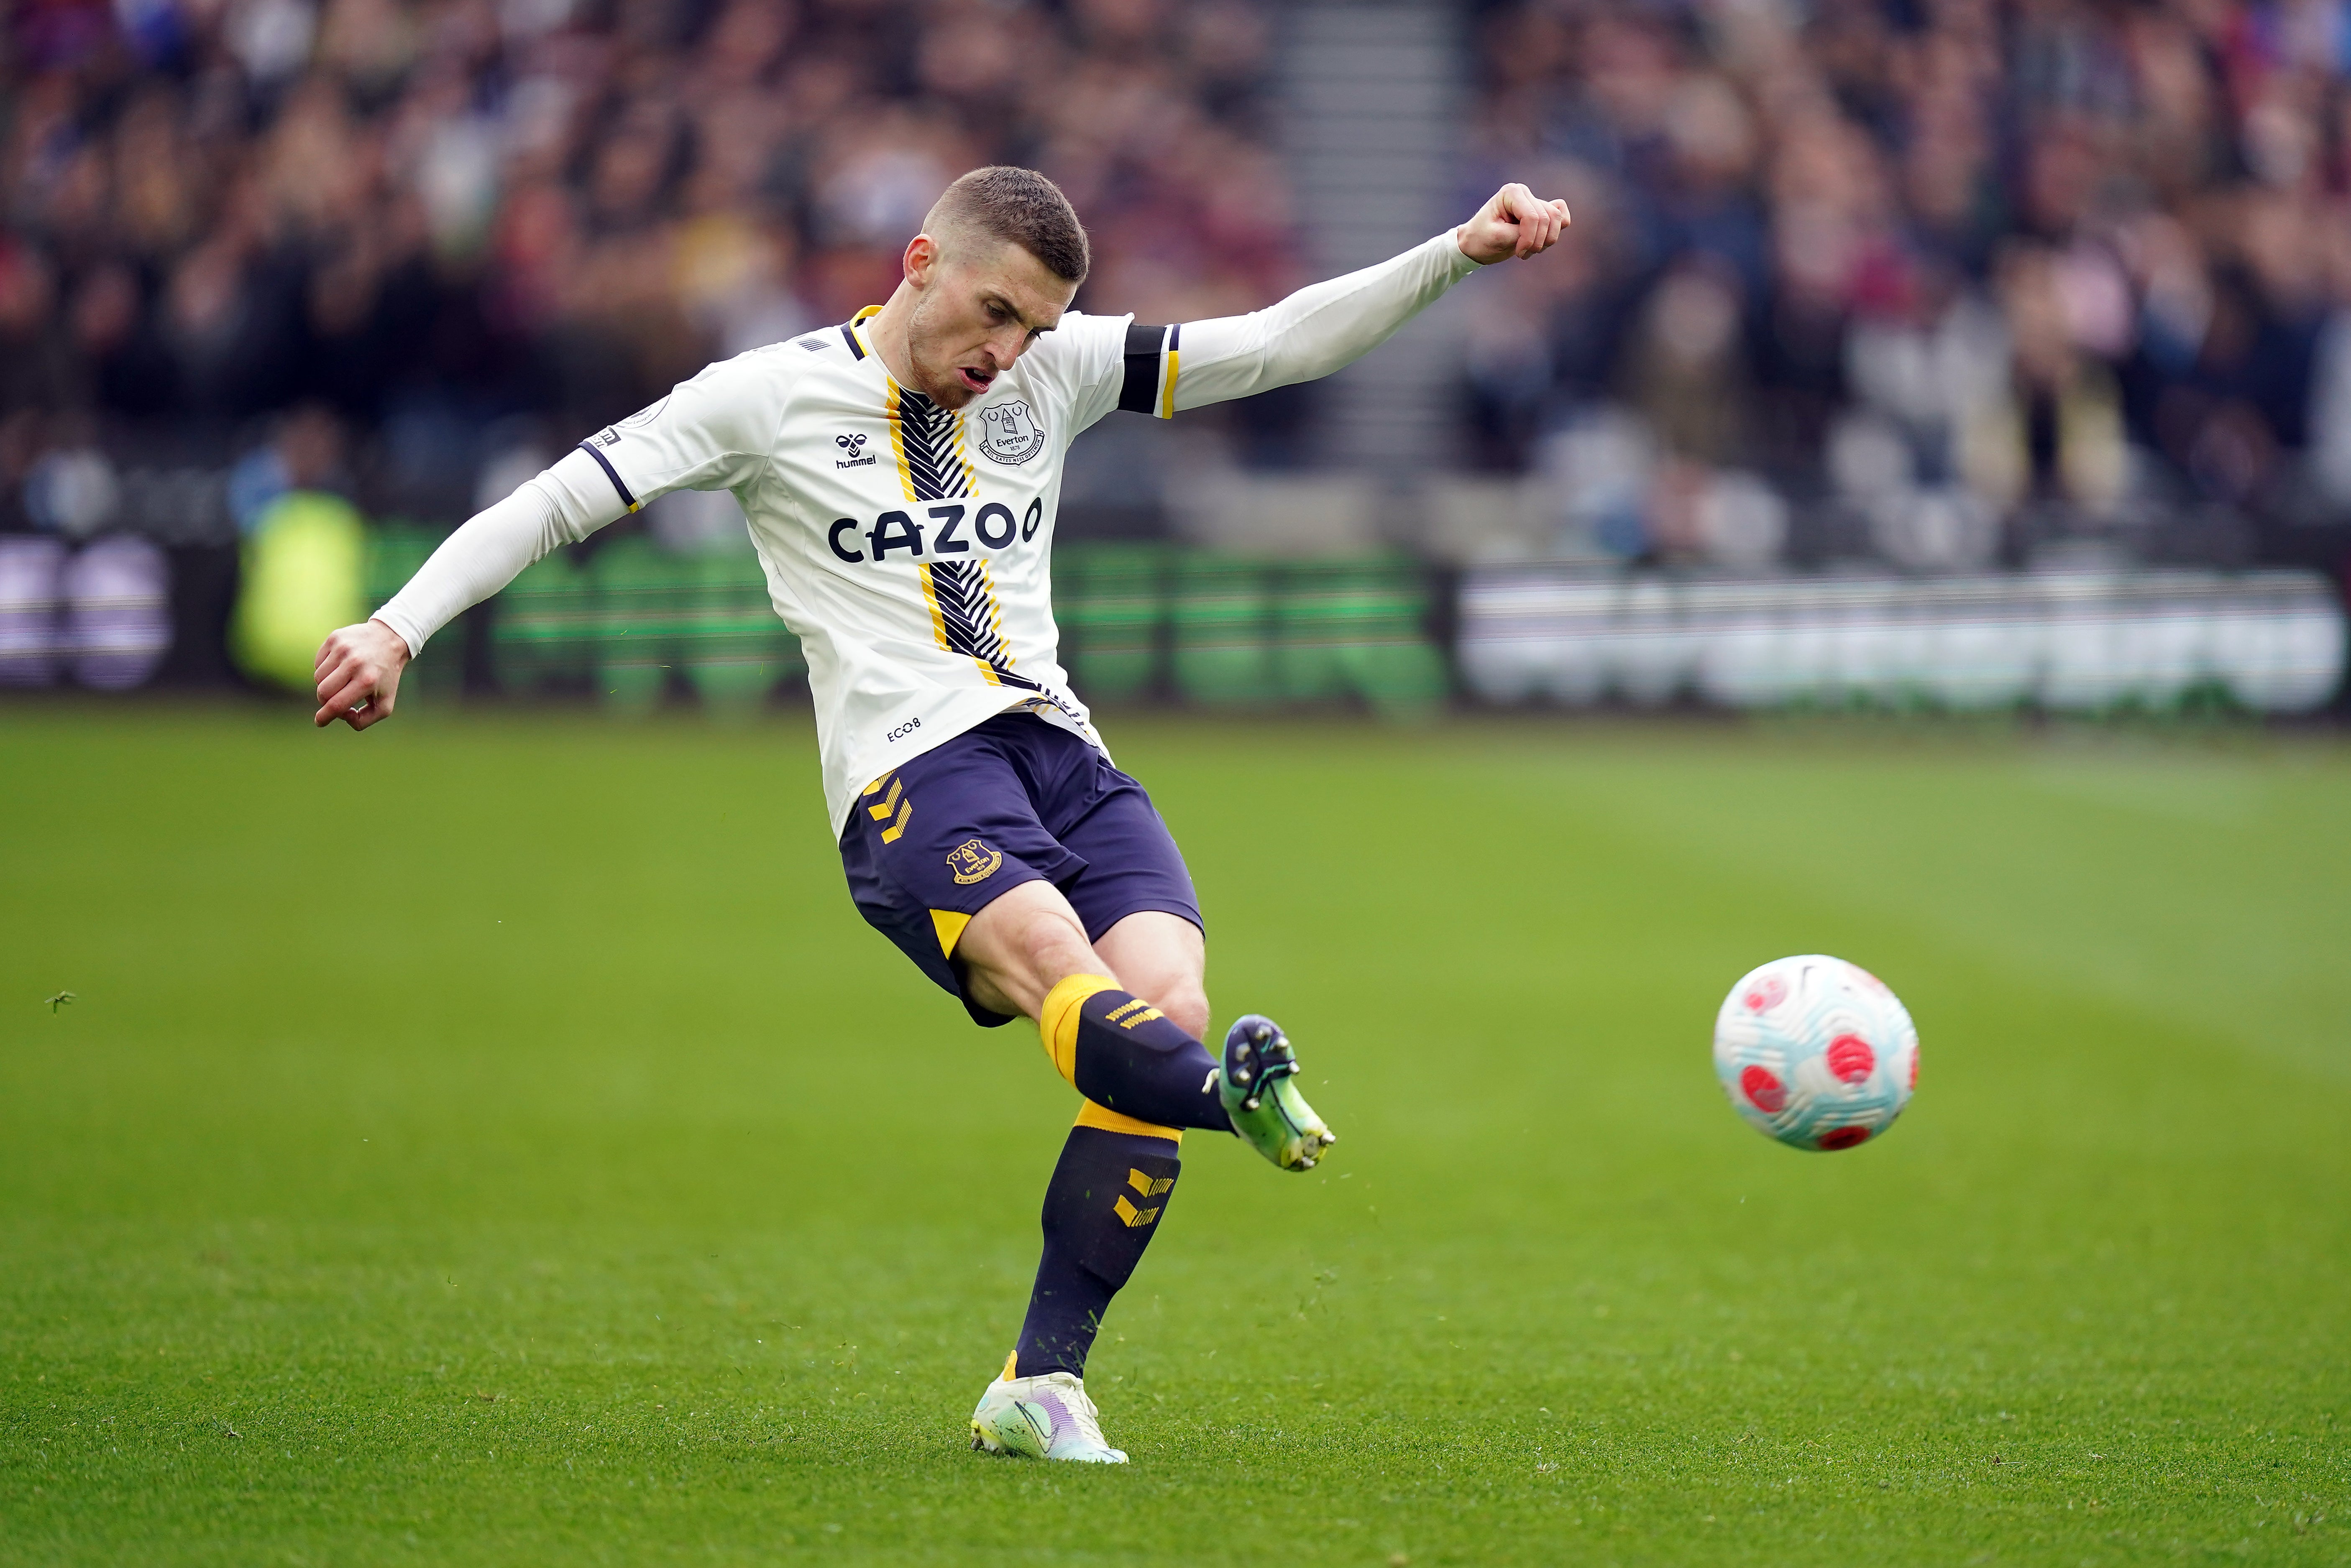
313, 619, 410, 731
1455, 184, 1571, 265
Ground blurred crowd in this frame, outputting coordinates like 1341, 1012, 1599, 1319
0, 0, 1292, 531
14, 0, 2351, 581
1461, 0, 2351, 570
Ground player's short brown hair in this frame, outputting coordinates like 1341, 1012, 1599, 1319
927, 166, 1090, 284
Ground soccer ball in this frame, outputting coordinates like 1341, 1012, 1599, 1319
1712, 955, 1918, 1151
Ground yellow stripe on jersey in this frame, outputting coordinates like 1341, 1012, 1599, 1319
917, 563, 1002, 685
885, 381, 916, 503
885, 379, 974, 503
842, 305, 881, 361
922, 558, 1036, 690
1118, 322, 1181, 419
949, 416, 978, 496
978, 559, 1014, 669
916, 562, 950, 649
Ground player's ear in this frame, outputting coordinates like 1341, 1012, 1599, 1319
904, 232, 938, 286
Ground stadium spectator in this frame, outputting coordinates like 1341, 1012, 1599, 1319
1468, 0, 2351, 569
0, 0, 1294, 526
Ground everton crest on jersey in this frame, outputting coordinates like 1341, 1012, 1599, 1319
370, 228, 1484, 836
975, 399, 1048, 465
569, 303, 1173, 833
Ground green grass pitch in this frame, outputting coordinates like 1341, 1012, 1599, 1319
2, 705, 2346, 1565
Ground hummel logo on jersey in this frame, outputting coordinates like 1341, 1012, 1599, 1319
976, 399, 1046, 465
835, 432, 875, 468
594, 427, 620, 447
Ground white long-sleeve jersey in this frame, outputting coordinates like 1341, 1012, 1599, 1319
375, 230, 1482, 833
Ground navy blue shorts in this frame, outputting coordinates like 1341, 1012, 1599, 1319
839, 712, 1202, 1028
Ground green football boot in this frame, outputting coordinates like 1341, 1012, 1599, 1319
1220, 1014, 1336, 1171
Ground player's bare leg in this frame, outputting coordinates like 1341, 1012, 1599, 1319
956, 881, 1330, 1460
1093, 910, 1207, 1038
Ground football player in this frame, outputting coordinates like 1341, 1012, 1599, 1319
315, 166, 1568, 1462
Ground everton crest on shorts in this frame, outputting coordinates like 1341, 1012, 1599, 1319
838, 713, 1202, 1027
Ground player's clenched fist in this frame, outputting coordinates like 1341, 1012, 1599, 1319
1455, 183, 1571, 266
313, 618, 410, 730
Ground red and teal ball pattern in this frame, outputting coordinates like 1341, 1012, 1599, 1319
1712, 955, 1918, 1152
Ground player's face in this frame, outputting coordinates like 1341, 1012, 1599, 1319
903, 235, 1077, 409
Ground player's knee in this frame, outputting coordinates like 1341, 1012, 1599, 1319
1157, 985, 1210, 1042
1113, 962, 1207, 1039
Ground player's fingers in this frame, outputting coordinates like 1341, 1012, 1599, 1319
1520, 200, 1566, 257
1502, 186, 1540, 256
1485, 185, 1519, 238
317, 668, 376, 725
314, 651, 359, 705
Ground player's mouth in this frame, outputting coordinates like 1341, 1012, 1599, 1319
957, 365, 996, 394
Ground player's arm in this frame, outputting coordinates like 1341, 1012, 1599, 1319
1116, 183, 1568, 417
310, 452, 629, 729
314, 352, 782, 730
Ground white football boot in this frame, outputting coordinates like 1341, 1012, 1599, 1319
969, 1361, 1128, 1463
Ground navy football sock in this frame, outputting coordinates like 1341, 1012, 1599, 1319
1014, 1126, 1181, 1379
1039, 977, 1231, 1132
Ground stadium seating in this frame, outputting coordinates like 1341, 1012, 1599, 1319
1060, 544, 1449, 717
